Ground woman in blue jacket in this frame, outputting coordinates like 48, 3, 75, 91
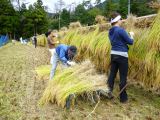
107, 13, 134, 103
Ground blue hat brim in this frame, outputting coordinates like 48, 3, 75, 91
71, 51, 76, 56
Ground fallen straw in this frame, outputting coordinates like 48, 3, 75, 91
107, 63, 146, 106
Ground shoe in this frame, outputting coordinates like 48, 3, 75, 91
120, 99, 130, 103
106, 92, 115, 99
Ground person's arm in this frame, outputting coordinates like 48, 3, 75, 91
120, 28, 134, 45
59, 48, 68, 63
59, 49, 75, 66
48, 37, 58, 45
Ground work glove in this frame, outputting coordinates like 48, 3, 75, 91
56, 41, 59, 44
67, 61, 75, 66
129, 32, 134, 36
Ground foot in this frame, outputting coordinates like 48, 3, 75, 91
120, 99, 130, 103
106, 92, 115, 99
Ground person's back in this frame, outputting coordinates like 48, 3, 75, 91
20, 37, 23, 44
25, 39, 28, 43
56, 44, 69, 59
34, 37, 37, 42
34, 36, 37, 48
25, 39, 28, 45
109, 26, 133, 52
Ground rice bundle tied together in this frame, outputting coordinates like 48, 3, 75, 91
39, 60, 109, 108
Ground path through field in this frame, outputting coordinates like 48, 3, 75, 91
0, 43, 160, 120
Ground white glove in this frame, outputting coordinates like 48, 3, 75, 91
129, 32, 134, 36
67, 61, 75, 66
55, 35, 58, 37
56, 41, 59, 44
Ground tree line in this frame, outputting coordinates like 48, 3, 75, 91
0, 0, 156, 40
0, 0, 49, 40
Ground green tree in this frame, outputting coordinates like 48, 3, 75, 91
21, 2, 27, 16
138, 4, 156, 17
74, 4, 88, 24
23, 0, 49, 37
88, 8, 103, 25
0, 0, 15, 39
104, 0, 112, 17
118, 0, 128, 18
61, 9, 70, 27
22, 4, 35, 38
11, 12, 20, 39
49, 19, 59, 30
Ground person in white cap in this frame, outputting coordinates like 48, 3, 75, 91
107, 13, 134, 103
47, 29, 59, 65
12, 39, 15, 44
20, 37, 23, 44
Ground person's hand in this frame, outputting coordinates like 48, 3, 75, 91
56, 41, 59, 44
67, 61, 75, 66
129, 32, 134, 36
55, 35, 58, 37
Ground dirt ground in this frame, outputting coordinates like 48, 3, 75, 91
0, 42, 160, 120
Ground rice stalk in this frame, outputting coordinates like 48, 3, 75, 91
39, 60, 108, 108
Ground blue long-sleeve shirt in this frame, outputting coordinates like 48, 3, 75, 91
109, 26, 134, 52
56, 44, 74, 63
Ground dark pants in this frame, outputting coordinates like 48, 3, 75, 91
107, 54, 128, 102
35, 41, 37, 48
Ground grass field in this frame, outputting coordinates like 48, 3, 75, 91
0, 42, 160, 120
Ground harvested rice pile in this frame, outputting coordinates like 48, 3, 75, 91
95, 15, 106, 24
35, 65, 62, 80
39, 60, 108, 108
69, 21, 82, 29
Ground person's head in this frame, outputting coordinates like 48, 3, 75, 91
109, 13, 122, 26
48, 29, 53, 36
68, 46, 77, 56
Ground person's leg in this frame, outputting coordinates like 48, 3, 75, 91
117, 56, 128, 103
107, 54, 119, 92
35, 42, 37, 48
50, 51, 60, 80
49, 49, 55, 65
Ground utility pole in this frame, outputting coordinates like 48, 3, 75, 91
128, 0, 130, 16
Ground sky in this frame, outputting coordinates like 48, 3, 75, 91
12, 0, 106, 13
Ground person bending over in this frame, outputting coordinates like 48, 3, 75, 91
50, 44, 77, 80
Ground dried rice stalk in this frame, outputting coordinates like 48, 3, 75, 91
60, 27, 68, 32
69, 22, 82, 29
39, 60, 109, 108
95, 15, 106, 24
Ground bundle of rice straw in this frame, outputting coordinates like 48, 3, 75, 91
60, 27, 68, 32
147, 10, 160, 52
95, 15, 106, 24
35, 65, 62, 80
52, 30, 58, 33
149, 1, 160, 10
39, 60, 109, 108
69, 21, 82, 29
